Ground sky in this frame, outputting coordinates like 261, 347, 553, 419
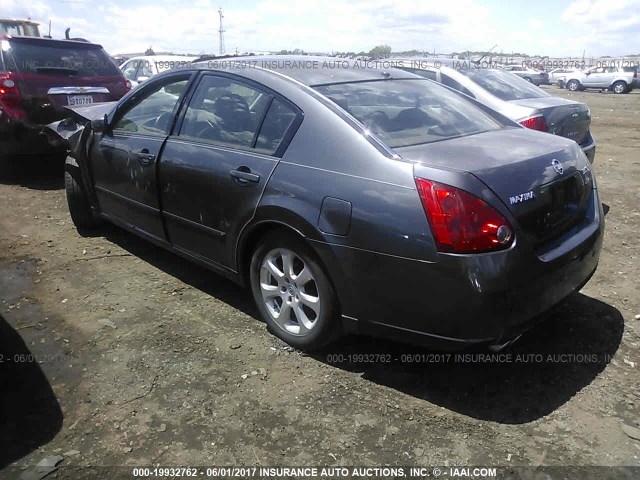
1, 0, 639, 57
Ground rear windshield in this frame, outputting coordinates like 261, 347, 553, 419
1, 39, 120, 77
459, 69, 550, 101
313, 78, 503, 148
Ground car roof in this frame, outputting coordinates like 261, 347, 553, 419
0, 34, 104, 49
190, 55, 419, 87
124, 55, 199, 62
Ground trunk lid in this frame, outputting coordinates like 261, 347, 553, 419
398, 128, 594, 244
509, 96, 591, 146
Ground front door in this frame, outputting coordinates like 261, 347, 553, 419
583, 67, 606, 87
159, 73, 301, 269
89, 73, 192, 242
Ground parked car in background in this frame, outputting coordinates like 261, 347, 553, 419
0, 34, 130, 160
48, 57, 603, 351
548, 67, 582, 84
395, 60, 596, 162
120, 55, 198, 88
563, 66, 637, 93
502, 65, 550, 85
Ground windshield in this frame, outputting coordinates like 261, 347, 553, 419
313, 78, 503, 148
2, 39, 120, 76
459, 69, 550, 101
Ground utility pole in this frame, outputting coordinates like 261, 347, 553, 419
218, 8, 225, 56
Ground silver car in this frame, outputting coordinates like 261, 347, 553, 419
502, 65, 550, 85
548, 68, 581, 84
563, 66, 636, 94
396, 60, 596, 162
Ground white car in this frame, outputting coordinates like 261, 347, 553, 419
120, 55, 198, 88
548, 68, 581, 84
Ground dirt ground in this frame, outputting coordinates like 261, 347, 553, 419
0, 87, 639, 478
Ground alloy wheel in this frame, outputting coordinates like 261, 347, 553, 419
259, 248, 321, 336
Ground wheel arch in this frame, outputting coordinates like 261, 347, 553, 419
235, 212, 350, 319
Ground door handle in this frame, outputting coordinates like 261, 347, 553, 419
230, 168, 260, 184
136, 149, 156, 165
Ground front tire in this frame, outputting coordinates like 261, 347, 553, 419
612, 81, 627, 94
65, 169, 99, 232
249, 231, 340, 350
566, 80, 580, 91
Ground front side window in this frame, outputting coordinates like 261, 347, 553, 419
121, 60, 139, 81
179, 75, 269, 149
113, 76, 189, 135
314, 78, 503, 148
138, 60, 153, 78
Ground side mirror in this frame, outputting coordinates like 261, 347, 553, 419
136, 76, 150, 84
91, 113, 109, 134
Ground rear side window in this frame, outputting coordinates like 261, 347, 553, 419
255, 99, 298, 155
314, 78, 503, 148
1, 39, 120, 77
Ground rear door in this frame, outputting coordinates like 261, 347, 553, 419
88, 72, 192, 241
159, 73, 302, 269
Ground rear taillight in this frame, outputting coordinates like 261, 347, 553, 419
415, 178, 513, 253
0, 74, 21, 107
125, 80, 132, 92
519, 115, 548, 132
634, 71, 638, 79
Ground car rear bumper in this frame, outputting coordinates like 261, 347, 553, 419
314, 190, 604, 350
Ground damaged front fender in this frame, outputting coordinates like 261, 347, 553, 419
44, 101, 117, 157
44, 102, 117, 210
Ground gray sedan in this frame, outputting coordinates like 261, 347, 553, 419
49, 57, 604, 351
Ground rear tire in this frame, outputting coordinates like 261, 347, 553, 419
566, 80, 580, 91
65, 169, 99, 231
612, 81, 627, 94
249, 231, 340, 350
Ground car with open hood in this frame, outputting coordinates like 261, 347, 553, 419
47, 56, 604, 351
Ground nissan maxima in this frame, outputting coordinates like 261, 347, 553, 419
47, 57, 604, 351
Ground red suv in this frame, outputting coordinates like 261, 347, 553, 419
0, 35, 130, 158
